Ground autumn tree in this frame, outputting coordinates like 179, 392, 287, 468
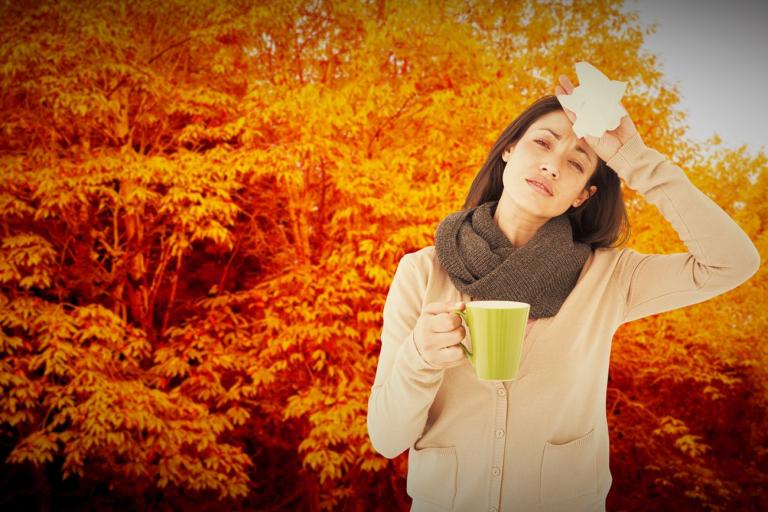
1, 0, 765, 510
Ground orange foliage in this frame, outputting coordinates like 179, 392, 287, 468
0, 0, 766, 510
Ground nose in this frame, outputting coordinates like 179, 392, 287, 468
539, 163, 558, 178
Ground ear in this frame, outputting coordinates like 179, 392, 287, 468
573, 185, 597, 207
502, 144, 515, 162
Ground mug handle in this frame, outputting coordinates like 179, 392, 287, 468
452, 309, 473, 359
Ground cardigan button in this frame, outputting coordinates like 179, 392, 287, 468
497, 388, 506, 397
495, 429, 505, 438
490, 508, 498, 512
492, 466, 501, 477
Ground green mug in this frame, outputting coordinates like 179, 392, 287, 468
452, 300, 531, 381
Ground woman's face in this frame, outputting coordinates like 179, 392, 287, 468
501, 110, 599, 217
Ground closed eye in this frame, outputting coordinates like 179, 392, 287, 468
534, 139, 584, 172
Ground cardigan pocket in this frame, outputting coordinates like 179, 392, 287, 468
406, 445, 458, 510
540, 428, 599, 504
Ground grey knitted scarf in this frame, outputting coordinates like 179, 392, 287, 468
434, 200, 592, 319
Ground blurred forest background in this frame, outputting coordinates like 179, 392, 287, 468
1, 0, 766, 510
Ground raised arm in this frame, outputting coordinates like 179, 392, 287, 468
608, 134, 761, 324
366, 253, 445, 459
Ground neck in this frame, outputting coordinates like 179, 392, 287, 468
492, 198, 549, 247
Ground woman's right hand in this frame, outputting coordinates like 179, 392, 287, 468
413, 301, 468, 368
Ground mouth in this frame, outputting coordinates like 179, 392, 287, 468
526, 178, 553, 196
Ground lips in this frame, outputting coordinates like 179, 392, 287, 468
526, 178, 553, 196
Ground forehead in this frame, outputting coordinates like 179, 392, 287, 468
528, 110, 574, 134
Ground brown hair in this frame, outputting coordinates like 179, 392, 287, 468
462, 95, 631, 250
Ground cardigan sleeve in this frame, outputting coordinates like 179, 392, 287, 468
366, 252, 446, 459
609, 133, 761, 325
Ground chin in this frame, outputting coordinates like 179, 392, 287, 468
518, 200, 556, 219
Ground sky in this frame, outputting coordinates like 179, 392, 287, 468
623, 0, 768, 157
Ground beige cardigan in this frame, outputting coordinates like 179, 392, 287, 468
366, 133, 761, 512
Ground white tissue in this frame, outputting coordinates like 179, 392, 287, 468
556, 62, 628, 139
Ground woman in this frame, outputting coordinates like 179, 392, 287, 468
366, 74, 761, 512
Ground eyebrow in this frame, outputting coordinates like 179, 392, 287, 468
537, 128, 595, 165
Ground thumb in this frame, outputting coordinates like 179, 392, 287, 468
424, 301, 463, 315
583, 133, 601, 148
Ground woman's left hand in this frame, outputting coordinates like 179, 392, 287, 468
555, 74, 641, 162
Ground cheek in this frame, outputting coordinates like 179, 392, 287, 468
502, 164, 522, 190
563, 172, 585, 190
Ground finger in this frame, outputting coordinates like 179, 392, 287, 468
436, 345, 467, 367
432, 312, 463, 333
555, 85, 564, 95
426, 330, 466, 351
424, 301, 464, 316
560, 74, 575, 92
583, 133, 601, 148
